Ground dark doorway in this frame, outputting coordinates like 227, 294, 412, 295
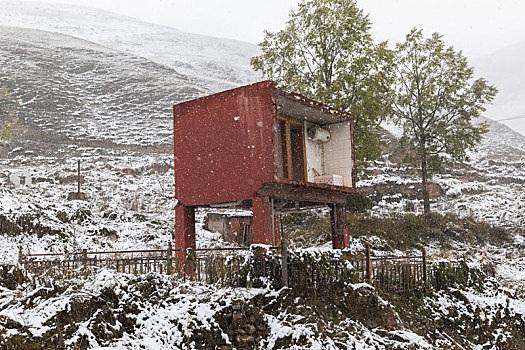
277, 115, 306, 181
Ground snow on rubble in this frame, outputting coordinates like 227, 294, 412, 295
0, 268, 446, 349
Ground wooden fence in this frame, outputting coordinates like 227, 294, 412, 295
20, 244, 255, 285
354, 247, 427, 293
20, 244, 428, 292
427, 260, 495, 291
280, 247, 427, 293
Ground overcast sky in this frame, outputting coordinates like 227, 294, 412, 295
16, 0, 525, 59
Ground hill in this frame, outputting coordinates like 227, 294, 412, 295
0, 26, 205, 151
0, 26, 208, 262
0, 10, 523, 260
363, 117, 525, 232
0, 1, 260, 93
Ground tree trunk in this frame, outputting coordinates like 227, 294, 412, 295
420, 153, 430, 214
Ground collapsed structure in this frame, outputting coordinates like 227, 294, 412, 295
173, 81, 356, 251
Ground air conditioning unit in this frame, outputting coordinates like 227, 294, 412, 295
307, 125, 331, 143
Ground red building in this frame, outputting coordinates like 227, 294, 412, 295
173, 81, 355, 251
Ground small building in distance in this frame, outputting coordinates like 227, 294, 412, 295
8, 171, 32, 186
173, 81, 356, 251
204, 211, 253, 246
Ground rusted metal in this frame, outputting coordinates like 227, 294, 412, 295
252, 196, 274, 245
330, 203, 349, 249
257, 182, 350, 204
276, 88, 353, 124
175, 204, 195, 252
173, 81, 276, 206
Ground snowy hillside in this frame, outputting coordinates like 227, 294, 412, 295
367, 117, 525, 232
0, 26, 205, 148
0, 26, 206, 263
1, 4, 525, 350
0, 19, 523, 264
0, 1, 260, 92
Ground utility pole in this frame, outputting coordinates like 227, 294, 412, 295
77, 159, 81, 196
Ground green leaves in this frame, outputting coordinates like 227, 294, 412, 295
393, 28, 497, 169
392, 28, 497, 212
251, 2, 495, 198
251, 0, 395, 177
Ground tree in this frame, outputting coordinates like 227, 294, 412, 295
0, 86, 19, 142
391, 29, 497, 213
251, 0, 394, 175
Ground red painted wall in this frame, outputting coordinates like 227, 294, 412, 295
174, 81, 276, 206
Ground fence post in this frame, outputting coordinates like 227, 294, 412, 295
185, 248, 194, 280
281, 218, 289, 288
82, 249, 87, 266
64, 248, 68, 277
406, 252, 411, 291
422, 249, 427, 289
167, 241, 173, 275
365, 245, 372, 285
18, 246, 23, 265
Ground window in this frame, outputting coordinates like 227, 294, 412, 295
277, 115, 307, 181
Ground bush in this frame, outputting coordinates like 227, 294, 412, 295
347, 212, 512, 251
347, 192, 373, 213
282, 210, 332, 247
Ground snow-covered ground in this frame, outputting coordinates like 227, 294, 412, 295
0, 268, 443, 349
365, 118, 525, 232
1, 2, 525, 348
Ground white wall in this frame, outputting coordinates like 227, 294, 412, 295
8, 171, 32, 187
303, 121, 353, 188
324, 122, 353, 187
304, 121, 324, 182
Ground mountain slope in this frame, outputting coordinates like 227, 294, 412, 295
368, 117, 525, 231
0, 26, 205, 151
0, 3, 523, 255
0, 5, 524, 350
0, 1, 260, 92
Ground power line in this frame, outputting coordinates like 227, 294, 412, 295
493, 114, 525, 122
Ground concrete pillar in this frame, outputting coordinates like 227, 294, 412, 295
252, 196, 275, 245
330, 203, 350, 249
175, 204, 195, 256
